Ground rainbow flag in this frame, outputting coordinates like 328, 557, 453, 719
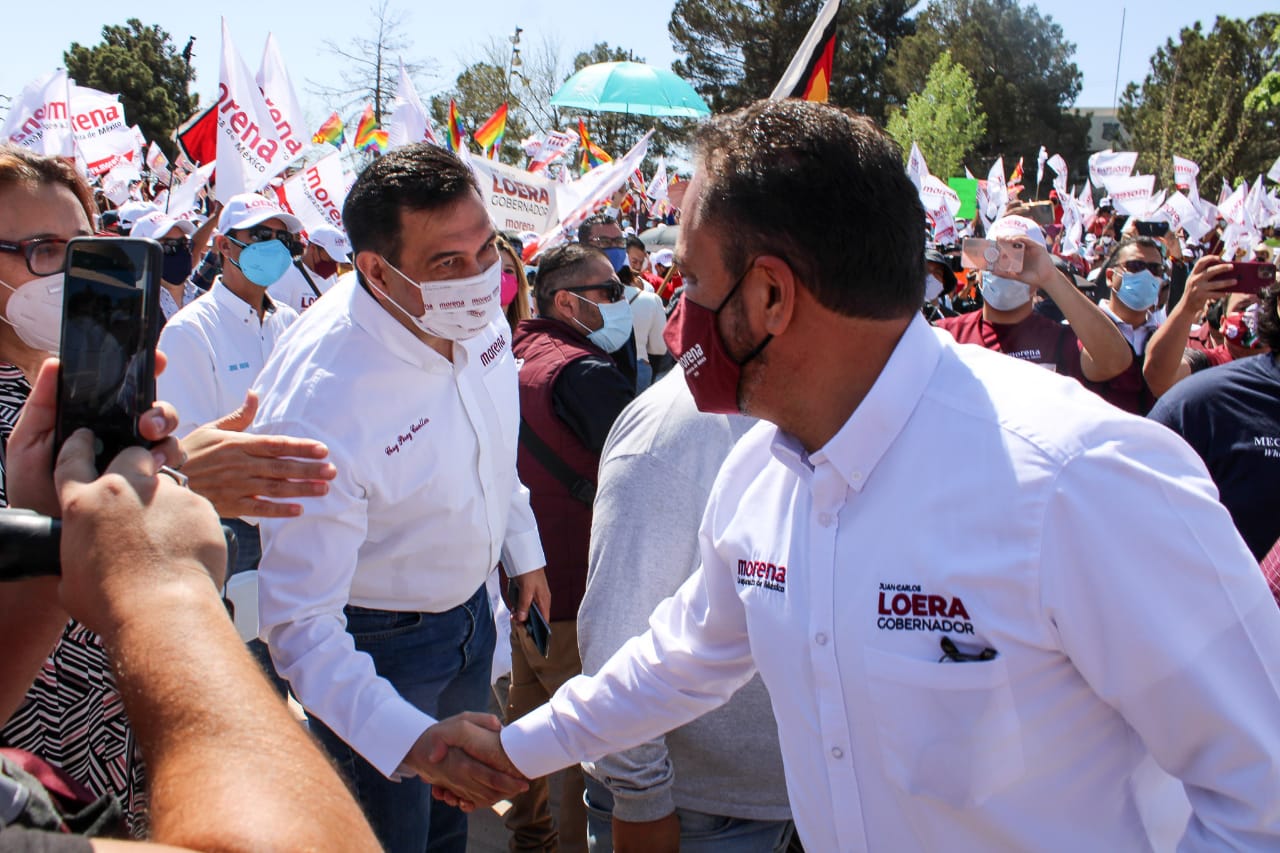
354, 105, 388, 154
312, 112, 345, 148
447, 100, 466, 154
473, 103, 508, 160
577, 118, 612, 174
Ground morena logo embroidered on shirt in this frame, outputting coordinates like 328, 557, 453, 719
737, 559, 787, 593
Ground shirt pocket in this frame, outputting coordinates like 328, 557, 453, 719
862, 645, 1025, 809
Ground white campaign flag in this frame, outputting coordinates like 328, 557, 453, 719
1161, 191, 1212, 242
468, 156, 560, 236
281, 150, 348, 234
1105, 174, 1154, 216
216, 18, 289, 200
1269, 155, 1280, 184
256, 33, 308, 173
146, 141, 170, 176
101, 160, 141, 205
528, 131, 653, 259
1, 70, 74, 157
1036, 145, 1048, 187
526, 131, 577, 174
1047, 153, 1068, 178
1088, 150, 1137, 189
920, 174, 961, 217
645, 157, 669, 205
1172, 155, 1199, 191
906, 142, 929, 191
1219, 183, 1248, 225
164, 161, 216, 215
984, 156, 1007, 225
69, 85, 135, 176
386, 59, 440, 150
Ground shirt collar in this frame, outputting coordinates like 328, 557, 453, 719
346, 273, 453, 373
1100, 299, 1158, 331
770, 314, 942, 493
211, 277, 275, 319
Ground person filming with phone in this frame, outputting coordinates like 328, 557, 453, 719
936, 215, 1132, 383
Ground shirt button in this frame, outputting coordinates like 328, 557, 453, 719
818, 512, 833, 527
815, 632, 828, 646
831, 747, 844, 759
851, 471, 863, 481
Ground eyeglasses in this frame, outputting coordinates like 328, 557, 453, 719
0, 237, 69, 276
1118, 259, 1166, 277
563, 280, 624, 303
157, 237, 192, 256
587, 235, 626, 250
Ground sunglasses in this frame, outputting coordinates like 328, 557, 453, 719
157, 237, 192, 256
563, 280, 624, 303
1117, 259, 1166, 277
230, 227, 303, 258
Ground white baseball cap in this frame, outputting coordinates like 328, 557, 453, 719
117, 200, 160, 230
988, 215, 1047, 247
219, 192, 302, 234
307, 224, 352, 261
652, 248, 675, 268
130, 211, 197, 242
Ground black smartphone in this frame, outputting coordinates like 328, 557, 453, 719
509, 578, 552, 657
1134, 220, 1170, 238
54, 237, 162, 472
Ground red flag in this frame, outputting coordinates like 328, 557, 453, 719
175, 106, 218, 166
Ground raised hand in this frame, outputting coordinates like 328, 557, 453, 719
180, 390, 337, 518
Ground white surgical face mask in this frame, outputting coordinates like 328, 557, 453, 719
380, 258, 502, 341
924, 274, 944, 303
0, 273, 63, 353
980, 272, 1031, 311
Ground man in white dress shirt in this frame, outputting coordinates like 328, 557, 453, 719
437, 100, 1280, 851
249, 143, 548, 853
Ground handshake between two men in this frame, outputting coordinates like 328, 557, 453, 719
408, 713, 529, 810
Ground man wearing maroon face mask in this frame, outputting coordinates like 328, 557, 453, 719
430, 100, 1280, 852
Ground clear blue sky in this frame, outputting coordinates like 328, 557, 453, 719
3, 0, 1276, 132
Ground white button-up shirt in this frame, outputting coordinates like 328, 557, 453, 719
250, 273, 545, 778
503, 315, 1280, 851
157, 278, 298, 437
1101, 298, 1161, 355
271, 262, 337, 314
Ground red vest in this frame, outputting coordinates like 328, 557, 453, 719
512, 318, 611, 621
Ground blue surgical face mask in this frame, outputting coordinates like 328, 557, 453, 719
226, 236, 293, 287
602, 246, 629, 273
572, 292, 633, 353
1115, 269, 1161, 312
980, 272, 1031, 311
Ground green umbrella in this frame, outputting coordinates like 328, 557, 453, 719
551, 61, 711, 119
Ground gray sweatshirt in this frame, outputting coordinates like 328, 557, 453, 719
577, 369, 791, 823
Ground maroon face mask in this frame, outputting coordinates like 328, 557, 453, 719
313, 259, 339, 280
662, 267, 772, 415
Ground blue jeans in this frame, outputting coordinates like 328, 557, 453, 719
584, 776, 794, 853
636, 359, 653, 392
309, 585, 496, 853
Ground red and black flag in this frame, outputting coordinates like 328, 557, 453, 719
175, 105, 218, 166
770, 0, 841, 103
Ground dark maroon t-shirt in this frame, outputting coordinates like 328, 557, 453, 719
936, 310, 1084, 380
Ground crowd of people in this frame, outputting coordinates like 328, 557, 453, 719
0, 94, 1278, 853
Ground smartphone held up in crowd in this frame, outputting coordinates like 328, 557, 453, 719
53, 237, 162, 472
962, 237, 1025, 276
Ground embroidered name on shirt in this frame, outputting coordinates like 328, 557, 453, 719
384, 416, 431, 456
737, 559, 787, 593
480, 334, 508, 367
876, 582, 974, 634
1254, 436, 1280, 458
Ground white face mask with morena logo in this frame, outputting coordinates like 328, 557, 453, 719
379, 258, 502, 341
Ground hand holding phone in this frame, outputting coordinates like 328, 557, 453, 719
509, 578, 551, 657
962, 237, 1024, 276
1134, 220, 1170, 238
54, 237, 162, 472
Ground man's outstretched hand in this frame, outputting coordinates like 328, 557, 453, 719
405, 712, 528, 812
